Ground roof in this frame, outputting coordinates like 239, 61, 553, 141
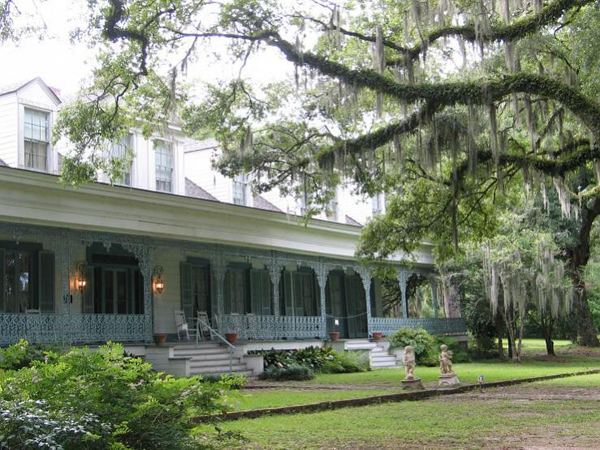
183, 137, 219, 153
0, 77, 62, 104
253, 195, 283, 213
185, 178, 219, 202
345, 215, 362, 227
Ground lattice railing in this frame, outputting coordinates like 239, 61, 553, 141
0, 313, 147, 345
368, 317, 467, 336
220, 314, 325, 340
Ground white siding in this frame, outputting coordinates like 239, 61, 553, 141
185, 147, 232, 202
0, 93, 19, 167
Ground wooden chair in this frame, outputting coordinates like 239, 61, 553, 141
173, 310, 190, 341
196, 311, 213, 341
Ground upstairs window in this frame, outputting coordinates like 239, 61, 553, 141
109, 134, 133, 186
155, 141, 173, 192
233, 173, 248, 205
24, 108, 49, 171
326, 193, 339, 221
372, 192, 385, 215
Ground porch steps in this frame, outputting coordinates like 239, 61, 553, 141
342, 339, 400, 369
172, 343, 253, 378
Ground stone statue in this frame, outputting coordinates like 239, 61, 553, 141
403, 345, 416, 379
439, 344, 453, 374
438, 344, 461, 387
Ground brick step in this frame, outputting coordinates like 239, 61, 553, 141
173, 348, 228, 357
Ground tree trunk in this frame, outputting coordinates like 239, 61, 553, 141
545, 336, 555, 356
566, 197, 600, 347
496, 313, 506, 359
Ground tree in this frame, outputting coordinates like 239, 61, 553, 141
53, 0, 600, 344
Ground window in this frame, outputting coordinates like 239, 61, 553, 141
24, 108, 50, 171
155, 141, 173, 192
326, 193, 339, 221
372, 192, 385, 215
109, 134, 133, 186
233, 173, 248, 205
0, 245, 55, 313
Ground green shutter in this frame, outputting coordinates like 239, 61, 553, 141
83, 266, 95, 313
39, 251, 55, 313
223, 270, 231, 314
180, 262, 193, 320
250, 269, 261, 314
284, 270, 293, 316
0, 249, 4, 312
261, 270, 272, 315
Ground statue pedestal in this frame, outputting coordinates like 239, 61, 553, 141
402, 377, 424, 391
438, 372, 461, 388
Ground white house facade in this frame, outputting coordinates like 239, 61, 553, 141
0, 78, 465, 376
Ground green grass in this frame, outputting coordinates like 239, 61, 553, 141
205, 373, 600, 449
501, 338, 572, 351
230, 389, 397, 411
310, 355, 600, 385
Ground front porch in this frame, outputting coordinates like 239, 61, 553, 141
0, 220, 467, 348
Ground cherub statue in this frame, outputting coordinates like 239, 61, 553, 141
439, 344, 454, 374
403, 345, 416, 379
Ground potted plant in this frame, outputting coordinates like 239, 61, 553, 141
153, 333, 167, 346
372, 331, 383, 341
328, 331, 340, 341
225, 332, 238, 344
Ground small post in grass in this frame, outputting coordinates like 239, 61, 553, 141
478, 375, 485, 392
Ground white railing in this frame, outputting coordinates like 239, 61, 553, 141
368, 317, 467, 336
0, 313, 147, 345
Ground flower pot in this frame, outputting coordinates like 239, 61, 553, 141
153, 333, 167, 346
372, 332, 383, 341
328, 331, 340, 341
225, 333, 238, 344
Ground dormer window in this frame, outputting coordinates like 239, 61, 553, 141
155, 141, 173, 192
233, 173, 248, 205
372, 192, 385, 215
327, 193, 339, 221
109, 134, 133, 186
24, 108, 49, 171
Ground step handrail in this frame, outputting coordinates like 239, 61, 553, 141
195, 318, 235, 373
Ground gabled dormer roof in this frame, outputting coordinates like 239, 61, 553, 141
0, 77, 62, 105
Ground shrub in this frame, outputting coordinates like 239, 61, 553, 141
321, 351, 370, 374
252, 346, 335, 371
388, 327, 439, 366
202, 373, 247, 390
258, 364, 315, 381
0, 339, 65, 371
0, 342, 234, 449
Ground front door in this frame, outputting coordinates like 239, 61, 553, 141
191, 265, 211, 317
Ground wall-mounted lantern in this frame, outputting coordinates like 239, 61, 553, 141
76, 262, 87, 293
153, 266, 165, 294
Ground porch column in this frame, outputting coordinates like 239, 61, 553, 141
267, 258, 284, 339
123, 239, 153, 343
356, 267, 373, 337
430, 276, 440, 319
212, 256, 227, 325
313, 262, 330, 339
397, 268, 410, 319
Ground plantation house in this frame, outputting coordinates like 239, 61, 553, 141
0, 78, 466, 376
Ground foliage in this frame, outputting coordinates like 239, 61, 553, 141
388, 327, 438, 366
0, 339, 66, 370
320, 351, 370, 374
258, 364, 315, 381
0, 342, 234, 449
436, 337, 471, 364
201, 373, 247, 390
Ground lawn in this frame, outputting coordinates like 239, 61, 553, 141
205, 373, 600, 449
229, 342, 600, 413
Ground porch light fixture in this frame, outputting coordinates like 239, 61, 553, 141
76, 262, 87, 293
153, 266, 165, 294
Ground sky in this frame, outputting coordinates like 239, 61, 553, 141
0, 0, 295, 98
